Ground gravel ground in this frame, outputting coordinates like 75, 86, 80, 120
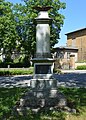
0, 72, 86, 88
54, 73, 86, 88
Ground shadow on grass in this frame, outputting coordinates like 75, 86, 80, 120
59, 87, 86, 109
0, 87, 86, 120
0, 87, 28, 120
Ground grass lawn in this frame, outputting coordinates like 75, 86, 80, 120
0, 87, 28, 120
59, 87, 86, 120
66, 108, 86, 120
0, 87, 86, 120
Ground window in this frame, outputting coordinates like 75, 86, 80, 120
67, 52, 71, 59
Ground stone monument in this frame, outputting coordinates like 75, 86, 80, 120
32, 6, 54, 80
15, 7, 66, 113
31, 6, 58, 107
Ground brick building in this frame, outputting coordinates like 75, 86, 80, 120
65, 28, 86, 62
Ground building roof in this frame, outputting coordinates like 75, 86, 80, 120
65, 27, 86, 35
53, 46, 78, 50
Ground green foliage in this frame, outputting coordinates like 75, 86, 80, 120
76, 65, 86, 70
0, 0, 20, 56
10, 109, 66, 120
76, 60, 86, 63
0, 87, 28, 119
0, 87, 86, 119
59, 87, 86, 110
0, 0, 66, 61
54, 69, 62, 74
13, 0, 66, 55
0, 53, 31, 67
0, 68, 33, 76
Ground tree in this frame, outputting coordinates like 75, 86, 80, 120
0, 0, 65, 63
0, 0, 20, 62
13, 0, 66, 57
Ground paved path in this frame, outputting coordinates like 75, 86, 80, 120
0, 75, 32, 88
54, 73, 86, 88
0, 71, 86, 88
61, 70, 86, 73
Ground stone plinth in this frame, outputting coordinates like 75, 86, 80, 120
32, 58, 55, 79
15, 79, 66, 111
31, 79, 57, 90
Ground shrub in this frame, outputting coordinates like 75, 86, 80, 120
54, 69, 62, 74
0, 61, 30, 68
76, 65, 86, 70
0, 68, 33, 76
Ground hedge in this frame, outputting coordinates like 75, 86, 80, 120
0, 68, 33, 76
76, 65, 86, 70
0, 62, 30, 68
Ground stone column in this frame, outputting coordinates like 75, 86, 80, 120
34, 7, 52, 58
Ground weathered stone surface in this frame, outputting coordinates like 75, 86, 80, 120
36, 23, 50, 55
35, 10, 51, 57
15, 79, 66, 113
14, 7, 67, 115
30, 79, 57, 90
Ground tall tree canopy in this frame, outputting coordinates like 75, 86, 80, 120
0, 0, 66, 62
0, 0, 20, 60
13, 0, 66, 56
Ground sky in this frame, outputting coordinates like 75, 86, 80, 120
6, 0, 86, 47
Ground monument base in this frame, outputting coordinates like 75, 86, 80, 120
14, 79, 66, 115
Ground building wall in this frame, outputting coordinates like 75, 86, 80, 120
67, 29, 86, 61
54, 48, 78, 69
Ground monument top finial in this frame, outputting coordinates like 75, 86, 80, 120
33, 6, 52, 11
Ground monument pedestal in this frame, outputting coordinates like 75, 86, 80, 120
14, 6, 66, 115
16, 57, 65, 110
32, 58, 55, 79
15, 79, 66, 113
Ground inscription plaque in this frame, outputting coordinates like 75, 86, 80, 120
35, 65, 51, 74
